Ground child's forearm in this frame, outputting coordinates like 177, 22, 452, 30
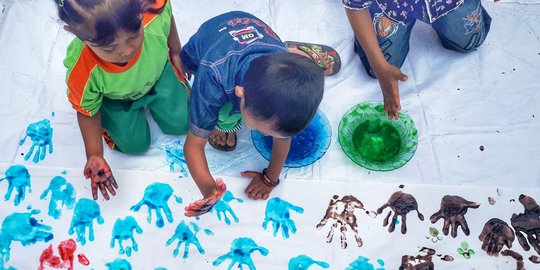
77, 111, 104, 159
345, 8, 388, 73
184, 131, 218, 197
266, 137, 291, 182
168, 15, 182, 54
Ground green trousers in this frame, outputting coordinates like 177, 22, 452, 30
100, 61, 190, 154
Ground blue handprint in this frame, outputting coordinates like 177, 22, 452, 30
1, 165, 31, 206
69, 198, 104, 245
213, 237, 269, 270
159, 141, 188, 177
40, 176, 76, 219
263, 197, 304, 239
110, 216, 142, 257
19, 119, 53, 163
211, 190, 243, 225
0, 210, 53, 268
106, 258, 132, 270
288, 255, 329, 270
346, 256, 384, 270
130, 182, 174, 228
166, 221, 212, 259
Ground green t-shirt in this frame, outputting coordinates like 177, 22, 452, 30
64, 0, 172, 116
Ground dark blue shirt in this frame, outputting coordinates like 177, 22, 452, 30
342, 0, 465, 23
181, 11, 288, 138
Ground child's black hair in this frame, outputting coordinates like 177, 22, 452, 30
54, 0, 165, 46
243, 53, 324, 137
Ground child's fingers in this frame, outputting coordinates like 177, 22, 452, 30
241, 171, 259, 178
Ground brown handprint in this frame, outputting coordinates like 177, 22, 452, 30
316, 195, 364, 249
500, 250, 525, 270
510, 194, 540, 255
430, 195, 480, 238
377, 191, 424, 234
478, 218, 515, 256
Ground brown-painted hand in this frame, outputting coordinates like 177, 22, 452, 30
510, 194, 540, 255
377, 191, 424, 234
478, 218, 515, 256
430, 195, 480, 238
316, 195, 364, 249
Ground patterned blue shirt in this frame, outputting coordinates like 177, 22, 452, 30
342, 0, 465, 23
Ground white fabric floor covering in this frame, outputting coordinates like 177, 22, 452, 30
0, 0, 539, 269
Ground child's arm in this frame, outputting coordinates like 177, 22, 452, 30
77, 112, 118, 200
183, 131, 227, 216
345, 8, 408, 120
168, 14, 190, 80
241, 137, 291, 200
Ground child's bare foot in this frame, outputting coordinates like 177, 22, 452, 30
209, 129, 237, 151
241, 171, 274, 200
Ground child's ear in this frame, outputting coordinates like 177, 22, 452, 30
63, 25, 74, 34
234, 86, 245, 98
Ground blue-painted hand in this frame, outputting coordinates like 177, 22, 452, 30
2, 210, 53, 246
68, 198, 104, 245
211, 190, 243, 225
110, 216, 142, 257
40, 176, 76, 219
19, 119, 53, 163
263, 197, 304, 239
213, 237, 269, 270
166, 221, 206, 259
130, 182, 174, 228
346, 256, 384, 270
288, 255, 329, 270
1, 165, 31, 206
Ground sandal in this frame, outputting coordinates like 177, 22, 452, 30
209, 132, 237, 152
284, 41, 341, 76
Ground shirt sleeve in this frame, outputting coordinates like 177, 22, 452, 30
189, 68, 228, 138
342, 0, 372, 10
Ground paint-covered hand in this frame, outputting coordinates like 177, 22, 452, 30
430, 195, 480, 238
84, 156, 118, 200
510, 194, 540, 255
374, 63, 407, 120
184, 178, 226, 217
377, 191, 424, 234
478, 218, 515, 256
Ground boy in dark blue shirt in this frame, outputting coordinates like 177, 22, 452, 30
180, 11, 324, 216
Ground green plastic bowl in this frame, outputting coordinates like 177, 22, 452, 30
338, 102, 418, 171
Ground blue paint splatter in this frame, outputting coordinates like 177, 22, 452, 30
263, 197, 304, 239
0, 165, 31, 206
105, 258, 132, 270
211, 190, 243, 225
69, 198, 104, 245
154, 268, 167, 270
130, 182, 174, 228
213, 237, 269, 269
288, 255, 329, 270
51, 112, 55, 117
166, 221, 207, 259
159, 141, 188, 177
345, 256, 384, 270
0, 210, 53, 268
26, 205, 32, 210
110, 216, 142, 257
61, 170, 67, 175
19, 119, 53, 163
174, 195, 183, 204
40, 176, 76, 219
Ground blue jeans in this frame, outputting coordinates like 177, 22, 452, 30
354, 0, 492, 78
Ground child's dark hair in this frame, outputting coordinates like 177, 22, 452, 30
243, 53, 324, 137
54, 0, 165, 46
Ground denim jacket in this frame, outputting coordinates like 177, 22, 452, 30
181, 11, 288, 138
342, 0, 465, 23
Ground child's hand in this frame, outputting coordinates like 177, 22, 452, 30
171, 53, 191, 81
376, 63, 408, 120
84, 156, 118, 200
184, 178, 226, 217
241, 171, 275, 200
